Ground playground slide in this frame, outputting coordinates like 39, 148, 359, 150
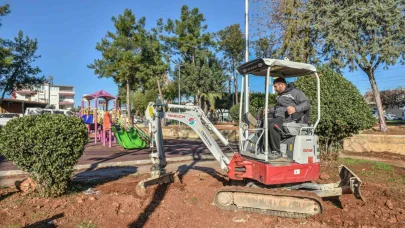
111, 125, 147, 150
127, 128, 147, 148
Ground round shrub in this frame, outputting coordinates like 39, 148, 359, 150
0, 114, 87, 197
294, 66, 375, 152
229, 103, 255, 122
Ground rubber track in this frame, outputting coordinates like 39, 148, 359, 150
214, 186, 324, 218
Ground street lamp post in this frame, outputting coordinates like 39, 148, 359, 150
243, 0, 250, 139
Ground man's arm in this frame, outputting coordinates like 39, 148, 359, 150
293, 89, 310, 113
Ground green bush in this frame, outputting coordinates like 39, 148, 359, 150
0, 114, 87, 197
249, 92, 277, 116
230, 93, 277, 122
295, 66, 375, 152
229, 103, 255, 122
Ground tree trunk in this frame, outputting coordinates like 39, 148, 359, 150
197, 89, 201, 106
156, 76, 166, 112
0, 87, 7, 107
367, 71, 387, 132
228, 76, 231, 95
203, 98, 208, 114
157, 76, 166, 125
126, 79, 131, 122
234, 71, 239, 105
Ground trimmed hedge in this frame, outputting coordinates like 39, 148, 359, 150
0, 114, 87, 197
229, 103, 256, 122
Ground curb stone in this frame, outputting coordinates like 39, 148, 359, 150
0, 153, 234, 178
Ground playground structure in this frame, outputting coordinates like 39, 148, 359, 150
80, 90, 117, 147
80, 90, 148, 149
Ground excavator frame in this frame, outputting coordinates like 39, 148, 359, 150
137, 58, 364, 218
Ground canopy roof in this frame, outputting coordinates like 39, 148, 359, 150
237, 58, 317, 78
82, 90, 116, 101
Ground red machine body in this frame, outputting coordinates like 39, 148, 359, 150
227, 153, 320, 185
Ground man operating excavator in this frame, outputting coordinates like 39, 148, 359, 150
260, 77, 310, 161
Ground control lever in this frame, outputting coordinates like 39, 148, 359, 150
274, 123, 288, 137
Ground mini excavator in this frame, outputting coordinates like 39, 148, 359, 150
136, 58, 364, 218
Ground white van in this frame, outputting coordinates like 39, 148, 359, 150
24, 108, 73, 116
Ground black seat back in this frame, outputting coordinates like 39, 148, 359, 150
301, 107, 310, 124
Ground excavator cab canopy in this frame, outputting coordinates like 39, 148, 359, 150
237, 58, 317, 77
236, 58, 320, 162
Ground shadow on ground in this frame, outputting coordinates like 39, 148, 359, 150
23, 213, 64, 228
127, 144, 234, 227
70, 166, 138, 194
0, 190, 16, 202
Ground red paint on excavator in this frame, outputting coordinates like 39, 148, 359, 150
227, 153, 320, 185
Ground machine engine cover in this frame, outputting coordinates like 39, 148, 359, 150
228, 153, 320, 185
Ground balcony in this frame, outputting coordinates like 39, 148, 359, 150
15, 90, 36, 95
58, 90, 75, 96
59, 101, 74, 105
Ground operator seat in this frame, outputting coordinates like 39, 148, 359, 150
282, 108, 311, 136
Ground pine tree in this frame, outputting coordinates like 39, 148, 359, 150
252, 0, 319, 63
0, 31, 45, 106
163, 5, 217, 105
88, 9, 149, 120
216, 24, 245, 104
309, 0, 405, 132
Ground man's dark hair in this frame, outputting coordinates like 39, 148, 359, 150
274, 77, 286, 84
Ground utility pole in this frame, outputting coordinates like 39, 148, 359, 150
48, 75, 53, 106
244, 0, 249, 138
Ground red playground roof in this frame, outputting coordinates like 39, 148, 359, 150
83, 90, 116, 101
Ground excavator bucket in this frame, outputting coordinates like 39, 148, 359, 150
135, 172, 179, 197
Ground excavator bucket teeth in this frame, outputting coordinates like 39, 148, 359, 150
338, 165, 364, 201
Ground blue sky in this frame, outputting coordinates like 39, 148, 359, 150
1, 0, 404, 107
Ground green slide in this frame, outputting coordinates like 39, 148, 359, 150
126, 127, 147, 148
112, 125, 147, 150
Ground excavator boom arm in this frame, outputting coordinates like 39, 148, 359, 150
145, 103, 231, 176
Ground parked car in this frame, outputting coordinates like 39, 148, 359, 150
0, 113, 21, 126
371, 110, 379, 119
384, 113, 397, 121
25, 108, 73, 116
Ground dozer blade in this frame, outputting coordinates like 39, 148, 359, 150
291, 165, 365, 201
214, 186, 323, 218
338, 165, 364, 201
135, 172, 178, 197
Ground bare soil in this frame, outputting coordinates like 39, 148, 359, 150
1, 160, 404, 228
362, 125, 405, 135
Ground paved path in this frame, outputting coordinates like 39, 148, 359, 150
0, 139, 236, 173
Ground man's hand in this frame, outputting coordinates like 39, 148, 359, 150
287, 106, 296, 115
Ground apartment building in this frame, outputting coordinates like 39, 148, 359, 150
13, 84, 75, 109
